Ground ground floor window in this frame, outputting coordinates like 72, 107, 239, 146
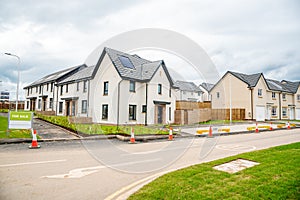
38, 99, 41, 109
282, 107, 287, 117
49, 98, 53, 109
102, 104, 108, 119
59, 102, 63, 113
169, 107, 172, 121
82, 100, 87, 114
271, 107, 277, 117
129, 105, 137, 120
142, 105, 147, 113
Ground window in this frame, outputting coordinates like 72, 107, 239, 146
258, 89, 262, 97
60, 85, 63, 95
142, 105, 147, 113
59, 102, 63, 113
297, 94, 300, 101
102, 104, 108, 119
26, 101, 29, 109
82, 100, 87, 114
83, 80, 87, 93
198, 92, 201, 96
158, 84, 162, 94
217, 92, 220, 98
77, 82, 80, 91
103, 81, 109, 95
27, 88, 30, 96
39, 85, 42, 94
30, 87, 32, 94
50, 83, 53, 92
129, 105, 137, 120
66, 84, 68, 93
272, 92, 276, 99
282, 107, 287, 117
47, 83, 49, 91
169, 107, 172, 121
49, 98, 53, 109
36, 86, 38, 93
129, 80, 135, 92
38, 99, 41, 109
282, 93, 286, 100
119, 56, 135, 69
271, 107, 277, 117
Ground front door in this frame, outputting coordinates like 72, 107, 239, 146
157, 105, 163, 124
66, 101, 70, 116
289, 108, 294, 120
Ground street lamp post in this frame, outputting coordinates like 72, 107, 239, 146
4, 53, 20, 112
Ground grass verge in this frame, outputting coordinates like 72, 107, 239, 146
0, 116, 32, 139
129, 142, 300, 199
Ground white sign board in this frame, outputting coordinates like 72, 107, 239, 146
8, 111, 33, 129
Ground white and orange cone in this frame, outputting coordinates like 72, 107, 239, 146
207, 126, 213, 138
168, 127, 173, 141
255, 123, 259, 133
287, 121, 291, 129
129, 127, 136, 144
29, 129, 40, 149
269, 122, 273, 131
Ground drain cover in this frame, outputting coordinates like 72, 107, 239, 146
213, 159, 260, 174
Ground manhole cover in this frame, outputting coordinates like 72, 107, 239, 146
213, 159, 260, 174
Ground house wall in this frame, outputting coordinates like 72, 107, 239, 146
147, 66, 176, 124
174, 90, 202, 102
211, 73, 252, 119
90, 53, 122, 124
199, 86, 211, 101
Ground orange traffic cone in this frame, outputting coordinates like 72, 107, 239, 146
269, 122, 273, 131
208, 126, 213, 138
168, 127, 173, 140
29, 129, 40, 149
287, 121, 291, 129
129, 127, 136, 144
255, 123, 259, 133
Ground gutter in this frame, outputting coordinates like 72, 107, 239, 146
87, 80, 90, 118
145, 83, 148, 126
55, 84, 59, 116
117, 79, 124, 127
279, 92, 281, 120
250, 88, 254, 120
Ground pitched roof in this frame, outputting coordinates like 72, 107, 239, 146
281, 80, 300, 93
229, 71, 262, 88
94, 47, 176, 86
200, 82, 214, 92
266, 79, 291, 93
24, 65, 81, 88
174, 81, 202, 92
58, 65, 96, 85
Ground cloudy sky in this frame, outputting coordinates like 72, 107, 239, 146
0, 0, 299, 100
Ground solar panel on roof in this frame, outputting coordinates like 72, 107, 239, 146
119, 55, 135, 69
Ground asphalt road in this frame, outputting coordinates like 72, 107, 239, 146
0, 129, 299, 200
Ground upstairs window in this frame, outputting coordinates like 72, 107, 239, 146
119, 56, 135, 69
46, 83, 49, 91
83, 80, 87, 93
129, 80, 135, 92
77, 82, 80, 91
217, 92, 220, 98
272, 92, 276, 99
39, 85, 42, 94
66, 84, 68, 93
158, 84, 162, 95
50, 83, 54, 92
297, 94, 300, 101
103, 81, 109, 95
60, 85, 63, 95
282, 93, 286, 100
258, 89, 262, 97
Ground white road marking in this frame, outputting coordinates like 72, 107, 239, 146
216, 144, 256, 151
0, 159, 67, 167
42, 158, 162, 179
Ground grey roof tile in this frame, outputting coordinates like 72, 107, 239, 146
24, 65, 81, 88
200, 82, 214, 92
281, 80, 300, 93
266, 79, 291, 93
174, 81, 202, 92
229, 71, 262, 87
58, 65, 95, 84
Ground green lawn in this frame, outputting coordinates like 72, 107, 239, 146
36, 114, 169, 135
0, 116, 32, 139
129, 142, 300, 199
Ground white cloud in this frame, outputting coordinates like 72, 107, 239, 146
0, 0, 300, 101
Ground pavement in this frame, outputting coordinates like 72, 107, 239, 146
1, 116, 299, 145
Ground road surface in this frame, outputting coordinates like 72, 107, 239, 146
0, 129, 299, 200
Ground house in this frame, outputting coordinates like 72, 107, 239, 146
199, 82, 214, 101
174, 80, 202, 102
24, 47, 178, 125
210, 71, 300, 121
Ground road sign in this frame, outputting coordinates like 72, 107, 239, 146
8, 111, 33, 129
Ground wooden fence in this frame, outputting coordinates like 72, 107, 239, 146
211, 108, 245, 120
176, 101, 211, 110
